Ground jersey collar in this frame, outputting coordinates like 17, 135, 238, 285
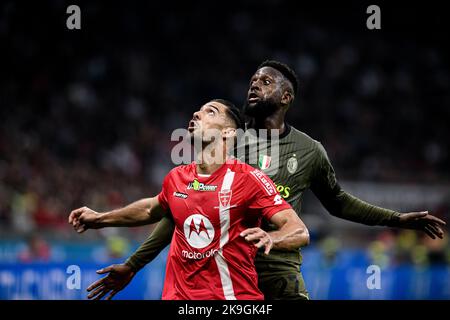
279, 122, 292, 139
192, 158, 237, 181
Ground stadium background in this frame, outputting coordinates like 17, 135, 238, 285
1, 1, 449, 299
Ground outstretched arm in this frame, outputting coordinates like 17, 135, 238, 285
68, 196, 166, 233
318, 190, 445, 238
389, 211, 445, 239
311, 142, 446, 239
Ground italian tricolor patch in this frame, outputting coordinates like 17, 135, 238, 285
258, 154, 271, 170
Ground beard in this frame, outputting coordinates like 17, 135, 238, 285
243, 98, 279, 119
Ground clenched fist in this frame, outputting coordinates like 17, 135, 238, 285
68, 206, 103, 233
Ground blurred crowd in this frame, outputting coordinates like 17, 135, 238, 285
0, 1, 449, 259
318, 229, 450, 269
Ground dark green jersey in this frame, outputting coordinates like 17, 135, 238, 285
235, 124, 400, 269
126, 124, 400, 275
234, 124, 318, 221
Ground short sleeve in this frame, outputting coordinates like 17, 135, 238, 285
247, 169, 292, 220
157, 172, 171, 211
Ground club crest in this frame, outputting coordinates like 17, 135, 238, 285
287, 154, 298, 174
218, 189, 232, 207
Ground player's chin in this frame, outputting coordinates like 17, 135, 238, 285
189, 132, 196, 144
243, 101, 259, 116
245, 101, 258, 109
189, 131, 203, 144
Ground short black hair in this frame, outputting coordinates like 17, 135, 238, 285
258, 60, 299, 96
211, 99, 245, 130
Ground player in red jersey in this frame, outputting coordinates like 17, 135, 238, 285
69, 99, 309, 300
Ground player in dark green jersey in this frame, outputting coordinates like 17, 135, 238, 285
70, 60, 446, 300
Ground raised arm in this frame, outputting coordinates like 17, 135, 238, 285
68, 196, 166, 233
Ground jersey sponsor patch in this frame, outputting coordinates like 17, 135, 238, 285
273, 194, 283, 205
275, 184, 291, 199
173, 191, 188, 199
249, 169, 276, 196
187, 179, 218, 192
183, 214, 215, 249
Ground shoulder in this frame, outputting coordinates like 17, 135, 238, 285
234, 161, 278, 196
165, 163, 194, 179
289, 126, 319, 148
228, 159, 266, 178
289, 126, 327, 157
227, 159, 257, 174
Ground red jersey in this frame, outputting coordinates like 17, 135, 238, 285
158, 159, 292, 300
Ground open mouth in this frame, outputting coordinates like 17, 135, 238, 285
248, 92, 260, 103
188, 120, 198, 132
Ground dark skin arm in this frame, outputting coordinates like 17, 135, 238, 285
391, 211, 445, 239
87, 264, 135, 300
312, 142, 446, 239
82, 197, 168, 300
85, 216, 174, 301
317, 187, 446, 239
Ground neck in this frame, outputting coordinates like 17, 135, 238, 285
252, 108, 286, 134
195, 142, 229, 175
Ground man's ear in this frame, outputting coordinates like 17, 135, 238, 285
222, 127, 237, 139
281, 90, 293, 108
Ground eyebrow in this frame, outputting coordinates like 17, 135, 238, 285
204, 104, 220, 113
250, 74, 274, 83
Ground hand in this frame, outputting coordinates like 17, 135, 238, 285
68, 206, 102, 233
240, 227, 273, 255
86, 264, 136, 300
396, 211, 446, 239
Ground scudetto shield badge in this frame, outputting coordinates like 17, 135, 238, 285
258, 154, 272, 170
218, 189, 232, 207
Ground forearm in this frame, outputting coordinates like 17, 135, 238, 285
125, 216, 174, 271
268, 209, 310, 251
98, 198, 155, 227
311, 142, 401, 227
325, 190, 401, 226
269, 225, 309, 251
